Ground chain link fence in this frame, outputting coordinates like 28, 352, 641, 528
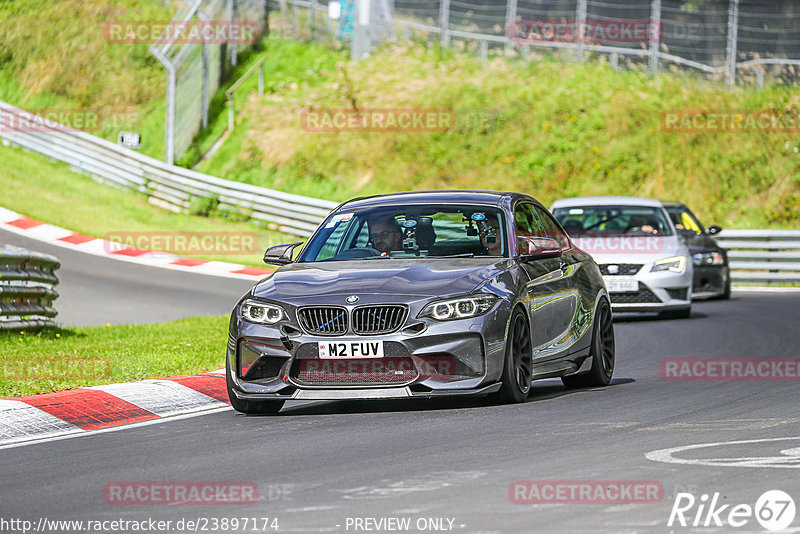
150, 0, 268, 164
273, 0, 800, 86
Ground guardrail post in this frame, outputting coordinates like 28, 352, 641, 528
648, 0, 661, 75
725, 0, 740, 90
504, 0, 518, 52
480, 40, 488, 61
310, 0, 318, 35
755, 63, 765, 88
439, 0, 451, 47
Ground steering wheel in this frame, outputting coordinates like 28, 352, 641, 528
335, 247, 381, 259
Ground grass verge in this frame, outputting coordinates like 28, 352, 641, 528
0, 316, 229, 398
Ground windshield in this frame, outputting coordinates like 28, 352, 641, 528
552, 205, 674, 236
666, 207, 704, 234
297, 205, 508, 262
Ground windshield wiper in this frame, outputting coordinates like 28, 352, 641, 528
361, 255, 393, 260
436, 253, 475, 258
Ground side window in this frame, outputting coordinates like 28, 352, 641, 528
514, 203, 545, 253
533, 206, 571, 250
514, 203, 543, 236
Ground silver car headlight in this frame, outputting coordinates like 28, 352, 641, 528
692, 251, 724, 266
241, 299, 285, 324
419, 294, 497, 321
651, 256, 687, 273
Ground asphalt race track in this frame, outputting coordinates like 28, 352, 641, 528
0, 228, 255, 327
2, 289, 799, 533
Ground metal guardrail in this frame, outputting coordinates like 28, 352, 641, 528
0, 246, 60, 331
0, 101, 338, 237
716, 230, 800, 285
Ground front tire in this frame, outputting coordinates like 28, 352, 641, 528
494, 308, 533, 403
226, 359, 285, 415
562, 298, 615, 388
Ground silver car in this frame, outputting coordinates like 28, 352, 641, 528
551, 196, 693, 318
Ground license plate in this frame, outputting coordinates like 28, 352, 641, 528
603, 277, 639, 292
318, 340, 384, 359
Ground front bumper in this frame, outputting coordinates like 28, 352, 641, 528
604, 267, 693, 313
227, 303, 510, 400
692, 265, 729, 299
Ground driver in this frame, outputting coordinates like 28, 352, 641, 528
368, 215, 403, 254
480, 218, 503, 256
626, 215, 657, 235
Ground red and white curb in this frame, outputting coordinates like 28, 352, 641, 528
0, 371, 231, 448
0, 206, 275, 280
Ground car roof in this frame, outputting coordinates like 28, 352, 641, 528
550, 196, 666, 209
338, 190, 539, 210
660, 201, 687, 209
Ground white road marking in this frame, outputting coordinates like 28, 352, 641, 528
645, 436, 800, 468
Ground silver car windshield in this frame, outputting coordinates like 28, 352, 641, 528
298, 205, 508, 262
552, 205, 674, 237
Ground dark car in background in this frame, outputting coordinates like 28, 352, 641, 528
662, 202, 731, 300
226, 191, 615, 414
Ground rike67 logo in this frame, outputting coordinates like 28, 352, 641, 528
668, 490, 796, 531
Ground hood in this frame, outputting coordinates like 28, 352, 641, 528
252, 258, 507, 301
570, 234, 688, 265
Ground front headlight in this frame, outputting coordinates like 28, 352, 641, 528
692, 251, 724, 266
240, 299, 285, 324
651, 256, 687, 273
419, 294, 497, 321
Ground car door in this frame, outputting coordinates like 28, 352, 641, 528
513, 202, 575, 364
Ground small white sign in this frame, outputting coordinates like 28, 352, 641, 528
117, 131, 141, 150
328, 1, 341, 19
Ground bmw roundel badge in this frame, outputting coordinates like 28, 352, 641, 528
346, 295, 359, 303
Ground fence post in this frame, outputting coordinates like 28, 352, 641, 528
575, 0, 587, 61
202, 42, 210, 128
310, 0, 318, 35
648, 0, 661, 75
505, 0, 518, 52
725, 0, 739, 90
231, 0, 239, 67
165, 66, 176, 165
755, 63, 765, 88
440, 0, 451, 47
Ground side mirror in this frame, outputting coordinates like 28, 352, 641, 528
263, 242, 303, 265
517, 236, 562, 260
706, 225, 722, 235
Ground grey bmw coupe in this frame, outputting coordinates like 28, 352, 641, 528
226, 191, 614, 414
